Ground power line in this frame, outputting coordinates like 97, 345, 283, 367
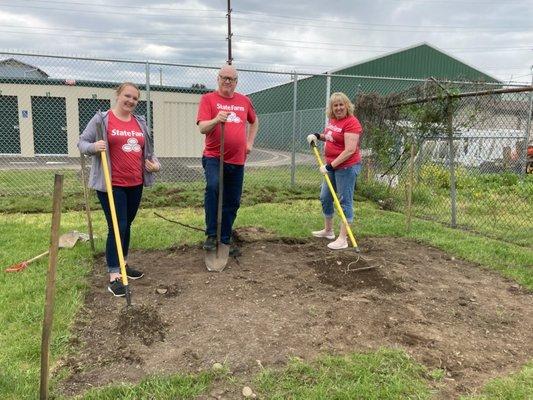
383, 0, 525, 3
234, 38, 532, 53
236, 34, 532, 52
0, 28, 225, 42
0, 3, 226, 19
232, 16, 531, 34
13, 0, 223, 13
235, 10, 529, 30
0, 24, 223, 39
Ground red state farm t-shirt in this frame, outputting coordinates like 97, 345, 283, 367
196, 91, 257, 165
324, 115, 363, 168
107, 111, 145, 187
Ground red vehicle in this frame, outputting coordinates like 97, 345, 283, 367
526, 142, 533, 174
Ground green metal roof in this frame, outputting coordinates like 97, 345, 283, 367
250, 43, 501, 115
331, 43, 500, 82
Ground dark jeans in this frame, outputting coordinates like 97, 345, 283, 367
202, 156, 244, 244
97, 185, 143, 273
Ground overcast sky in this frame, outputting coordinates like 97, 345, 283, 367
0, 0, 531, 84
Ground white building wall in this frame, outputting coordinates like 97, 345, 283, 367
0, 83, 204, 158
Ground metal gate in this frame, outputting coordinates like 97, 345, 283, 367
0, 96, 21, 154
136, 100, 153, 129
31, 96, 67, 155
78, 98, 110, 134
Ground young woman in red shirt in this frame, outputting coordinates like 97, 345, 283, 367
78, 82, 160, 296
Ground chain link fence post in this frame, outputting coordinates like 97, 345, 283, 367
145, 61, 151, 135
325, 71, 331, 128
522, 66, 533, 175
446, 96, 457, 228
291, 71, 298, 186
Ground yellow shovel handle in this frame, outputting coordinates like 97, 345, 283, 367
100, 150, 129, 286
311, 144, 358, 249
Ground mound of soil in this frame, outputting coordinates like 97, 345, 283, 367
57, 231, 532, 399
117, 305, 167, 346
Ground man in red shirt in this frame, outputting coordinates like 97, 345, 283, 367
196, 64, 259, 254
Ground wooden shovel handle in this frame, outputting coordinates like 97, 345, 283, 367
26, 251, 50, 264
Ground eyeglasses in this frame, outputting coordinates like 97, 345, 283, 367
218, 75, 237, 83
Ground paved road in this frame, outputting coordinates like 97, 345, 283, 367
0, 148, 316, 170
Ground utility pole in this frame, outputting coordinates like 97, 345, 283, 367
226, 0, 233, 64
159, 67, 162, 86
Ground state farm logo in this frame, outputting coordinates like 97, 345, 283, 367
122, 138, 141, 152
226, 112, 242, 123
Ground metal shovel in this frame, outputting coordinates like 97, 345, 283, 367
205, 123, 230, 272
5, 231, 85, 272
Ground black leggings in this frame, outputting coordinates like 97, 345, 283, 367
97, 185, 143, 273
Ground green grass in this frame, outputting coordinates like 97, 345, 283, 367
1, 165, 531, 248
461, 362, 533, 400
0, 196, 531, 399
359, 169, 533, 248
0, 212, 93, 400
255, 348, 436, 399
64, 370, 222, 400
0, 167, 321, 213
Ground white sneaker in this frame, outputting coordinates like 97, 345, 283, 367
312, 229, 335, 240
327, 237, 348, 250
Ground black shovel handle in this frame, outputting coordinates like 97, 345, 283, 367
216, 123, 225, 244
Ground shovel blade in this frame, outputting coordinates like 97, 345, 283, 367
58, 231, 82, 248
205, 243, 230, 272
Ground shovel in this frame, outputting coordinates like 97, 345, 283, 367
311, 142, 360, 253
205, 123, 230, 272
5, 231, 84, 272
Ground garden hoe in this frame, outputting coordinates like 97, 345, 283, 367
5, 231, 84, 272
97, 122, 132, 306
205, 123, 230, 272
311, 142, 360, 253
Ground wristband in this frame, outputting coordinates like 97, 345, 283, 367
325, 163, 334, 172
313, 133, 321, 140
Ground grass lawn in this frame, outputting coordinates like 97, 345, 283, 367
1, 197, 531, 399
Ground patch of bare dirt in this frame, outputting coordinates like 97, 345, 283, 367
57, 230, 533, 399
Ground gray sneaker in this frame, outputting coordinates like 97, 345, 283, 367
203, 236, 217, 251
108, 278, 126, 297
229, 245, 241, 257
126, 265, 144, 280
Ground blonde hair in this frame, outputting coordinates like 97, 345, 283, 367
115, 82, 140, 97
326, 92, 354, 119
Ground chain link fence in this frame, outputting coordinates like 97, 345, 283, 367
354, 82, 532, 247
0, 52, 531, 246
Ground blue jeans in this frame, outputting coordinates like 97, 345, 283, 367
97, 185, 143, 273
202, 156, 244, 245
319, 163, 361, 223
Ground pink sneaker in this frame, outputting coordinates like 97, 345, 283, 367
312, 229, 335, 240
327, 237, 348, 250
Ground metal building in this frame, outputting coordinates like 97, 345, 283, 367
251, 42, 500, 114
249, 42, 502, 151
0, 76, 207, 158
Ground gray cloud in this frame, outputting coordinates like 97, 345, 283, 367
0, 0, 530, 82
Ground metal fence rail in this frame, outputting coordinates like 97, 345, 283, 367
0, 51, 531, 247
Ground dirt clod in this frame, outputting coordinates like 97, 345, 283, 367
117, 305, 166, 346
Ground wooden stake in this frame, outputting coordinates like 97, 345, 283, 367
39, 174, 63, 400
79, 152, 95, 253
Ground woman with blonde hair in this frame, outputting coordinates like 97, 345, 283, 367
78, 82, 160, 296
306, 92, 363, 249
